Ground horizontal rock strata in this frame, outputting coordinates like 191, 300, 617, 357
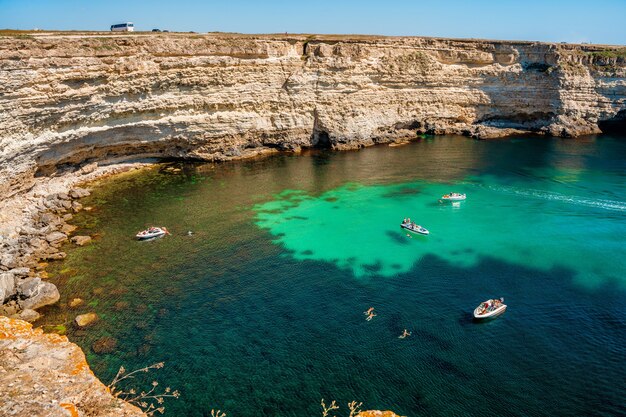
1, 32, 625, 198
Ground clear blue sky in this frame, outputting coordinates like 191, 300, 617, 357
1, 0, 624, 44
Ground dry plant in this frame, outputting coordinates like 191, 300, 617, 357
108, 362, 180, 415
322, 399, 365, 417
321, 399, 340, 417
348, 401, 363, 417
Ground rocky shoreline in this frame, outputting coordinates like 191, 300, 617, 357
0, 161, 153, 320
0, 161, 152, 415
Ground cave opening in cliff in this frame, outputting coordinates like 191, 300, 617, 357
598, 110, 626, 134
312, 131, 332, 149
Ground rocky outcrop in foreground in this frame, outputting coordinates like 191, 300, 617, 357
0, 317, 401, 417
1, 32, 625, 197
0, 316, 144, 416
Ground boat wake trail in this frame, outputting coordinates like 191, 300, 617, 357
487, 186, 626, 212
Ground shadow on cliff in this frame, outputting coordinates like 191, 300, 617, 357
598, 109, 626, 134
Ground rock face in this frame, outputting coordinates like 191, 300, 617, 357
0, 316, 144, 416
1, 32, 625, 197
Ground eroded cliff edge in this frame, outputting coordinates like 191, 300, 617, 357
0, 316, 144, 416
1, 32, 625, 197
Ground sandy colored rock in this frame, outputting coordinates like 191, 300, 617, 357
74, 312, 98, 327
0, 272, 15, 303
43, 251, 67, 261
0, 316, 143, 417
45, 231, 68, 245
71, 235, 92, 246
17, 278, 60, 310
69, 187, 91, 198
10, 308, 40, 322
68, 297, 84, 308
61, 223, 78, 234
357, 412, 404, 417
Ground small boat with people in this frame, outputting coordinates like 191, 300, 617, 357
401, 218, 429, 235
136, 226, 169, 240
441, 192, 466, 202
473, 298, 507, 320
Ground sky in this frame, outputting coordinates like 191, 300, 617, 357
0, 0, 625, 45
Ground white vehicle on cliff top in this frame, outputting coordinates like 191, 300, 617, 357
111, 22, 134, 32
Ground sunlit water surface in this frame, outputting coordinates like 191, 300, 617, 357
40, 135, 626, 417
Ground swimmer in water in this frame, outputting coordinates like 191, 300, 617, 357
366, 311, 377, 321
364, 307, 374, 315
398, 329, 411, 339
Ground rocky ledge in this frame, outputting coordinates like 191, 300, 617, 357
0, 316, 144, 416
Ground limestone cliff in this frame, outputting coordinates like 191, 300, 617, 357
1, 32, 625, 197
0, 316, 144, 417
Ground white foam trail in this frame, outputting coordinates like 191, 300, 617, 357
486, 186, 626, 212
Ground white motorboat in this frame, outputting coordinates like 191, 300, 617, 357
473, 298, 507, 320
441, 193, 466, 202
400, 221, 429, 235
136, 227, 168, 240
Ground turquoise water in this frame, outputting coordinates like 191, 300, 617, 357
40, 135, 626, 416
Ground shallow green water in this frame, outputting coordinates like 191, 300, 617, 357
41, 135, 626, 416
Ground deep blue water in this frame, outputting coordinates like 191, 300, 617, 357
41, 135, 626, 417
